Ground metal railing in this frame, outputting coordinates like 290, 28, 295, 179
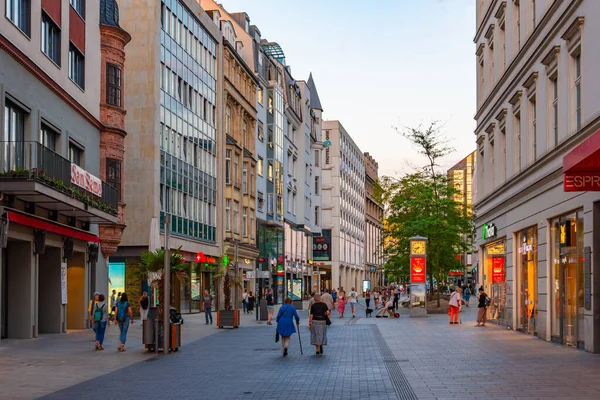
0, 141, 118, 213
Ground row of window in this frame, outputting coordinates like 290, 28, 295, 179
224, 200, 255, 239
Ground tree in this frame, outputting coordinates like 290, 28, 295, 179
137, 247, 189, 321
381, 122, 472, 306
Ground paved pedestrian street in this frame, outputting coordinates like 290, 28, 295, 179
3, 305, 600, 400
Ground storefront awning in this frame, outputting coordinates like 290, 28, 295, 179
563, 128, 600, 191
8, 210, 100, 243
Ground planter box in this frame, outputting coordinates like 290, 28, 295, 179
217, 309, 240, 328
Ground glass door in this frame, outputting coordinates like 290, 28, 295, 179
563, 255, 578, 347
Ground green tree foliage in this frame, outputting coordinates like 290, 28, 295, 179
381, 122, 473, 306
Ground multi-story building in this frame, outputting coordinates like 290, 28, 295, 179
448, 151, 476, 285
204, 8, 259, 305
116, 0, 222, 314
0, 0, 130, 341
364, 153, 384, 289
321, 121, 365, 291
474, 0, 600, 352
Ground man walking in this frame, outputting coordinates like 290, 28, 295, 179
348, 287, 358, 318
202, 290, 213, 325
321, 289, 334, 311
266, 288, 275, 325
393, 289, 400, 311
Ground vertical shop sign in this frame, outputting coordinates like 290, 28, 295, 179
491, 257, 505, 283
584, 246, 592, 310
61, 262, 67, 304
410, 257, 427, 283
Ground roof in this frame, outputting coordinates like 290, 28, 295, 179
261, 42, 285, 63
100, 0, 121, 28
307, 73, 323, 111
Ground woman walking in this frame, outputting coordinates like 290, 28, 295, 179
309, 293, 330, 355
365, 289, 371, 309
242, 289, 249, 314
475, 287, 489, 327
92, 293, 108, 350
276, 298, 300, 357
336, 289, 347, 318
448, 288, 462, 324
463, 286, 471, 307
247, 291, 255, 314
114, 292, 134, 352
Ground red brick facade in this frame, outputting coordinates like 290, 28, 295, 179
98, 25, 131, 259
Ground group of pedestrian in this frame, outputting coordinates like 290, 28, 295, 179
445, 285, 490, 327
242, 290, 255, 314
88, 291, 136, 352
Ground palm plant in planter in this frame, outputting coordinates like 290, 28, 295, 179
214, 257, 243, 328
137, 247, 189, 323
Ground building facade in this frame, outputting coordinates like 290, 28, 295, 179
364, 153, 384, 289
474, 0, 600, 352
0, 0, 129, 342
116, 0, 222, 314
321, 121, 365, 292
448, 151, 476, 285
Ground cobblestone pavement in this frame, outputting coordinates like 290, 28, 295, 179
5, 301, 600, 399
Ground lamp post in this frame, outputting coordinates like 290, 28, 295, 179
163, 213, 170, 354
409, 236, 428, 317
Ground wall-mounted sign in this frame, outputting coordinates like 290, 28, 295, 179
448, 271, 464, 276
564, 172, 600, 191
491, 257, 505, 282
244, 258, 252, 264
195, 252, 217, 264
61, 262, 67, 304
71, 164, 102, 197
482, 223, 497, 240
325, 130, 330, 165
313, 229, 331, 261
410, 257, 426, 283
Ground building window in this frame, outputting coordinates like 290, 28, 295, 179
242, 161, 248, 194
225, 149, 231, 185
268, 96, 273, 114
257, 87, 263, 105
257, 157, 263, 176
315, 176, 320, 195
6, 0, 30, 36
69, 0, 85, 19
314, 150, 320, 167
68, 142, 83, 166
575, 54, 581, 131
225, 199, 231, 232
242, 120, 248, 148
514, 114, 521, 173
225, 104, 231, 136
531, 0, 536, 28
106, 158, 121, 200
258, 123, 264, 142
242, 207, 248, 237
552, 77, 558, 146
234, 153, 240, 187
530, 97, 537, 162
233, 201, 239, 234
106, 64, 122, 107
69, 44, 85, 89
257, 191, 264, 211
315, 206, 319, 225
40, 124, 58, 151
268, 162, 273, 182
3, 101, 26, 169
41, 12, 60, 65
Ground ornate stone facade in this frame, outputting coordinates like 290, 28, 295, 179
98, 4, 131, 260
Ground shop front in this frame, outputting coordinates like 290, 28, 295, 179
550, 210, 584, 348
516, 226, 538, 335
482, 236, 507, 326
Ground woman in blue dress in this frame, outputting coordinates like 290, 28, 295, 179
276, 297, 300, 357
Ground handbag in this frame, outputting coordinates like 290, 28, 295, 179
326, 315, 332, 326
275, 331, 280, 343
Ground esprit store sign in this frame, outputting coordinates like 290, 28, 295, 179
71, 164, 102, 197
564, 172, 600, 191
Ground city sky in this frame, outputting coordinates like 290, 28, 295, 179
221, 0, 477, 177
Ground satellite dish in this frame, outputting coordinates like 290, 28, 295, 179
323, 140, 332, 148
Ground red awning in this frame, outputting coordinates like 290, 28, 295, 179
563, 128, 600, 173
8, 210, 100, 243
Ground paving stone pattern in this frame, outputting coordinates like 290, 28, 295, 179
41, 322, 398, 400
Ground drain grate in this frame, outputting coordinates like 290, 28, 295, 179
372, 325, 418, 400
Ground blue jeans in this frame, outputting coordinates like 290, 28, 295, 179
118, 318, 130, 345
243, 301, 248, 313
204, 307, 212, 323
95, 321, 107, 345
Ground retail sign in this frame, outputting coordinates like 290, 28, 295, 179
491, 257, 505, 282
313, 229, 331, 261
448, 271, 464, 276
195, 252, 217, 264
482, 223, 497, 240
410, 257, 426, 283
71, 164, 102, 197
325, 130, 330, 165
559, 221, 572, 246
61, 262, 67, 304
564, 172, 600, 191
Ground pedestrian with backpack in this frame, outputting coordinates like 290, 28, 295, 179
475, 287, 489, 327
92, 293, 108, 350
114, 292, 134, 352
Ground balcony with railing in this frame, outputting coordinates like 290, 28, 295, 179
0, 141, 119, 223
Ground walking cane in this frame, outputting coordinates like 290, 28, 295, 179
297, 323, 303, 355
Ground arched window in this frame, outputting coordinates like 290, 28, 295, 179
225, 104, 231, 136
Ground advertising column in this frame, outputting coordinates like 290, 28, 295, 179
409, 236, 428, 317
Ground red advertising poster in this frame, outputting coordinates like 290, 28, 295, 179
410, 257, 426, 283
492, 257, 505, 282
